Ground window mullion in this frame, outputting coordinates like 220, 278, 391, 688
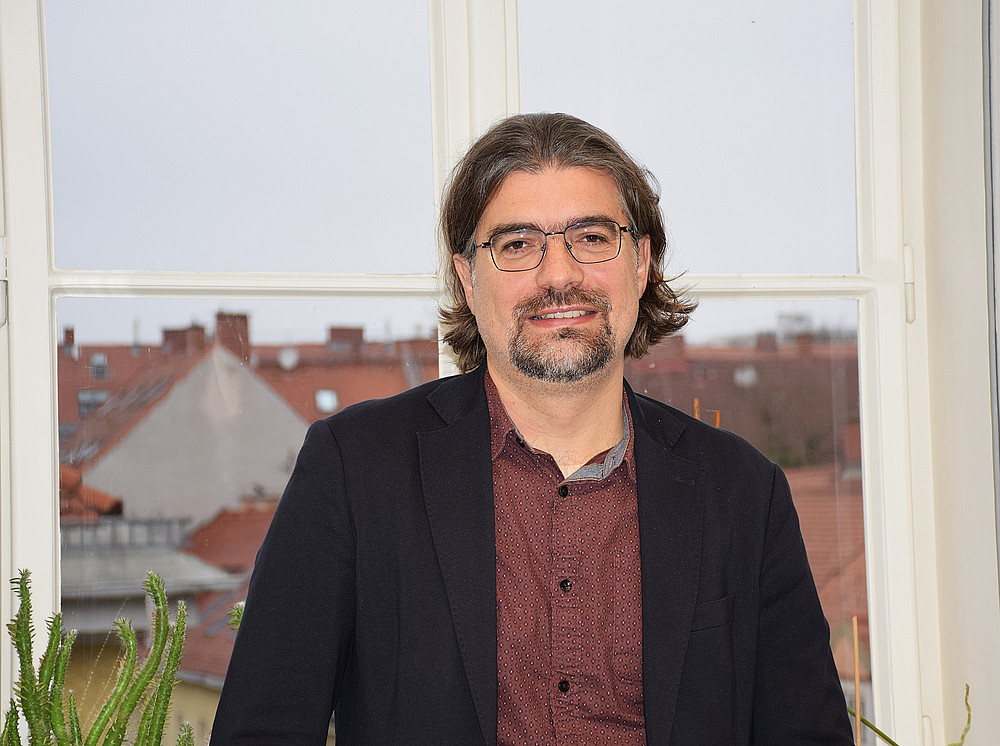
0, 0, 62, 700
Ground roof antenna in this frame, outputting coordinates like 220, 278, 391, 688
131, 317, 141, 355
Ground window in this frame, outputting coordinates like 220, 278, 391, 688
315, 389, 338, 414
76, 389, 109, 419
88, 353, 108, 380
2, 0, 995, 740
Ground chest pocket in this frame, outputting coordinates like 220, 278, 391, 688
690, 594, 734, 631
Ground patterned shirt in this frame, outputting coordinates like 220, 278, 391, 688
486, 372, 646, 745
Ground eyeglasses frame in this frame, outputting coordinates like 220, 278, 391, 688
475, 221, 632, 272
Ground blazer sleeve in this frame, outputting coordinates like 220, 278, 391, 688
210, 419, 355, 745
751, 463, 855, 745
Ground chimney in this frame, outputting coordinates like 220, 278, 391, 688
795, 332, 814, 357
162, 324, 207, 355
215, 312, 251, 364
61, 327, 78, 359
327, 327, 364, 357
755, 332, 778, 353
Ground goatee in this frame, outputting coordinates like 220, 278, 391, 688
508, 288, 615, 383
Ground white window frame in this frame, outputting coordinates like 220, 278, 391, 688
3, 0, 998, 740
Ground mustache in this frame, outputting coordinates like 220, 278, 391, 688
513, 288, 612, 322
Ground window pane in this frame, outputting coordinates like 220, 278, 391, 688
518, 0, 858, 276
625, 299, 871, 724
45, 2, 436, 273
56, 298, 439, 743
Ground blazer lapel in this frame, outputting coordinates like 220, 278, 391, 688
418, 369, 498, 746
630, 391, 705, 744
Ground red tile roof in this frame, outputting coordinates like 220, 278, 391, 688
58, 344, 179, 425
179, 498, 278, 684
179, 583, 246, 685
59, 349, 209, 469
183, 499, 277, 574
254, 338, 439, 422
785, 464, 868, 680
59, 465, 123, 521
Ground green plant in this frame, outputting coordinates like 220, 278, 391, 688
848, 684, 971, 746
225, 602, 243, 633
1, 570, 193, 746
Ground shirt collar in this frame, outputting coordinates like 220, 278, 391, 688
484, 369, 634, 482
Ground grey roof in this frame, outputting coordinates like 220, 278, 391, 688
61, 547, 240, 599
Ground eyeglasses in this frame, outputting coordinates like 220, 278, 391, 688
476, 220, 630, 272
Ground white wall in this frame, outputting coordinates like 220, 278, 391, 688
918, 0, 1000, 741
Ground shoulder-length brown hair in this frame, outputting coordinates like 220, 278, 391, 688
439, 112, 696, 373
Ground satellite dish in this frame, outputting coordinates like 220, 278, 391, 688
278, 347, 299, 371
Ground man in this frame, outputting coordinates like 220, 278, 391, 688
211, 113, 853, 744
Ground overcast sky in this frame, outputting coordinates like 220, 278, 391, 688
45, 1, 856, 347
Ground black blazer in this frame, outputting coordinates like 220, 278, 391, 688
211, 366, 853, 745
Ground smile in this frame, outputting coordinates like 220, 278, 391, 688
531, 310, 594, 320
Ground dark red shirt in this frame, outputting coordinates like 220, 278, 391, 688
486, 372, 646, 745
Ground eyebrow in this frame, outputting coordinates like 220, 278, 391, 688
483, 214, 622, 240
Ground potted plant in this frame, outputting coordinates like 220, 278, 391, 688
1, 570, 192, 746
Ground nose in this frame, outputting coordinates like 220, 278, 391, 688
535, 233, 584, 290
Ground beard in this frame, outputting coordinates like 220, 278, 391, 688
507, 288, 616, 383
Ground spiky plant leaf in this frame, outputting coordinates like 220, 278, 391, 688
95, 721, 126, 746
2, 700, 22, 746
38, 616, 64, 693
8, 571, 52, 746
49, 629, 77, 746
68, 693, 82, 746
83, 619, 137, 746
226, 603, 243, 632
174, 722, 194, 746
96, 618, 142, 746
108, 573, 172, 743
136, 602, 186, 746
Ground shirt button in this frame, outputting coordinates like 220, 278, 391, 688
558, 485, 569, 497
558, 680, 570, 693
559, 579, 573, 592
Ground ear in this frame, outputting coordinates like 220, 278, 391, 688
453, 252, 476, 314
636, 235, 651, 294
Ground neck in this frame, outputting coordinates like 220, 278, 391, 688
487, 358, 626, 477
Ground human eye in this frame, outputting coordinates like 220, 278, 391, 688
495, 230, 540, 257
570, 222, 616, 246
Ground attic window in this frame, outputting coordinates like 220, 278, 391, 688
89, 353, 109, 380
78, 389, 110, 418
733, 365, 759, 388
315, 389, 339, 414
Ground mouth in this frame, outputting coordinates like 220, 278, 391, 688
530, 309, 595, 320
515, 289, 612, 326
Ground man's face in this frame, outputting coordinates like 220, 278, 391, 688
454, 166, 650, 385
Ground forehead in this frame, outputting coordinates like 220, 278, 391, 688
478, 167, 623, 232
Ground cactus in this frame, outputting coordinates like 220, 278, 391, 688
0, 570, 192, 746
847, 684, 971, 745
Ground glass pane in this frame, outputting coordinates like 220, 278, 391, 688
56, 298, 439, 744
45, 2, 436, 274
518, 1, 858, 276
625, 299, 871, 730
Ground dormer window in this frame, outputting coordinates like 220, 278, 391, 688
89, 353, 109, 380
315, 389, 338, 414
